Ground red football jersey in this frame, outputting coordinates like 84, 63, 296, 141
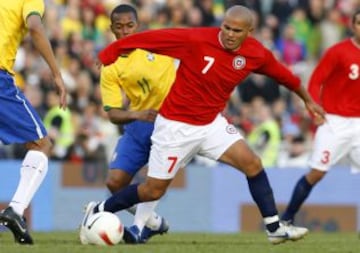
308, 38, 360, 116
99, 27, 301, 125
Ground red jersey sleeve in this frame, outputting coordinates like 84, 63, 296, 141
255, 48, 301, 91
98, 28, 191, 65
307, 47, 336, 104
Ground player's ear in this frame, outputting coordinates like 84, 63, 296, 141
248, 26, 254, 35
110, 23, 115, 34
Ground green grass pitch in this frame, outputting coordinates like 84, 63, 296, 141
1, 231, 360, 253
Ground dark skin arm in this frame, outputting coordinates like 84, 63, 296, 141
27, 14, 67, 109
107, 108, 158, 124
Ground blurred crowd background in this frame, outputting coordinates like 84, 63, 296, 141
1, 0, 359, 169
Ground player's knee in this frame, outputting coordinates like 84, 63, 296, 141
139, 184, 166, 201
243, 155, 263, 177
145, 187, 165, 200
254, 156, 263, 169
106, 175, 130, 193
149, 187, 166, 200
307, 169, 326, 185
249, 155, 262, 170
25, 137, 53, 155
40, 137, 53, 155
106, 179, 120, 194
106, 170, 132, 193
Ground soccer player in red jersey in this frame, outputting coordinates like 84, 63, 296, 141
96, 5, 325, 244
281, 9, 360, 224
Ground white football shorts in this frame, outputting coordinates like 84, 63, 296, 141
148, 113, 243, 179
308, 114, 360, 172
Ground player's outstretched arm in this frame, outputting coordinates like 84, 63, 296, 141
293, 85, 326, 125
26, 14, 67, 109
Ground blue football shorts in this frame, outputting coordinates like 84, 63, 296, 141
0, 70, 47, 144
109, 120, 154, 176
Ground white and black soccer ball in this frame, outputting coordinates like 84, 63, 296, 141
80, 211, 124, 246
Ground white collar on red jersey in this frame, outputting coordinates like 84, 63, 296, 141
218, 31, 225, 49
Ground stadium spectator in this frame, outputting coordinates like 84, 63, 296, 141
270, 0, 296, 26
278, 134, 311, 168
43, 89, 74, 160
0, 0, 67, 244
281, 9, 360, 224
247, 98, 281, 168
237, 74, 281, 104
275, 23, 307, 69
80, 7, 103, 48
195, 0, 217, 26
93, 5, 325, 244
61, 5, 82, 39
319, 8, 346, 51
288, 8, 312, 46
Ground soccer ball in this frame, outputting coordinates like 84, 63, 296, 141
80, 211, 124, 246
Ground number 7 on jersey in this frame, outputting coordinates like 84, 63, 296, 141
202, 56, 215, 74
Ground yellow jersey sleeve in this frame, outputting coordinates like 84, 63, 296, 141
99, 49, 177, 112
0, 0, 44, 73
23, 0, 44, 25
100, 64, 124, 111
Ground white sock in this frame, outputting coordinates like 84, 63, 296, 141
134, 200, 161, 231
97, 201, 105, 212
146, 211, 162, 230
9, 150, 48, 216
264, 215, 279, 225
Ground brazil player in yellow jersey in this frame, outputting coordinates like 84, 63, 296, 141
80, 4, 177, 244
0, 0, 67, 245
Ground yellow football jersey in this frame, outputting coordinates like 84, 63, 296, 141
0, 0, 44, 74
100, 49, 177, 111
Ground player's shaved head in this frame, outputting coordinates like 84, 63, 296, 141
219, 5, 254, 50
224, 5, 253, 27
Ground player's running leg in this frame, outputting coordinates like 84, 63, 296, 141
0, 150, 49, 244
246, 170, 308, 244
281, 175, 314, 223
215, 122, 309, 244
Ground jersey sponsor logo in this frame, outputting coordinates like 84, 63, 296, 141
226, 124, 238, 134
233, 56, 246, 70
146, 53, 155, 62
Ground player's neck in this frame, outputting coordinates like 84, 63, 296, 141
351, 37, 360, 49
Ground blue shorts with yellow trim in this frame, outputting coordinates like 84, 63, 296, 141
109, 120, 154, 176
0, 70, 47, 144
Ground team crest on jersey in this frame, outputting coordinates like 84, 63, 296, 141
226, 124, 238, 134
233, 56, 246, 70
147, 53, 155, 62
